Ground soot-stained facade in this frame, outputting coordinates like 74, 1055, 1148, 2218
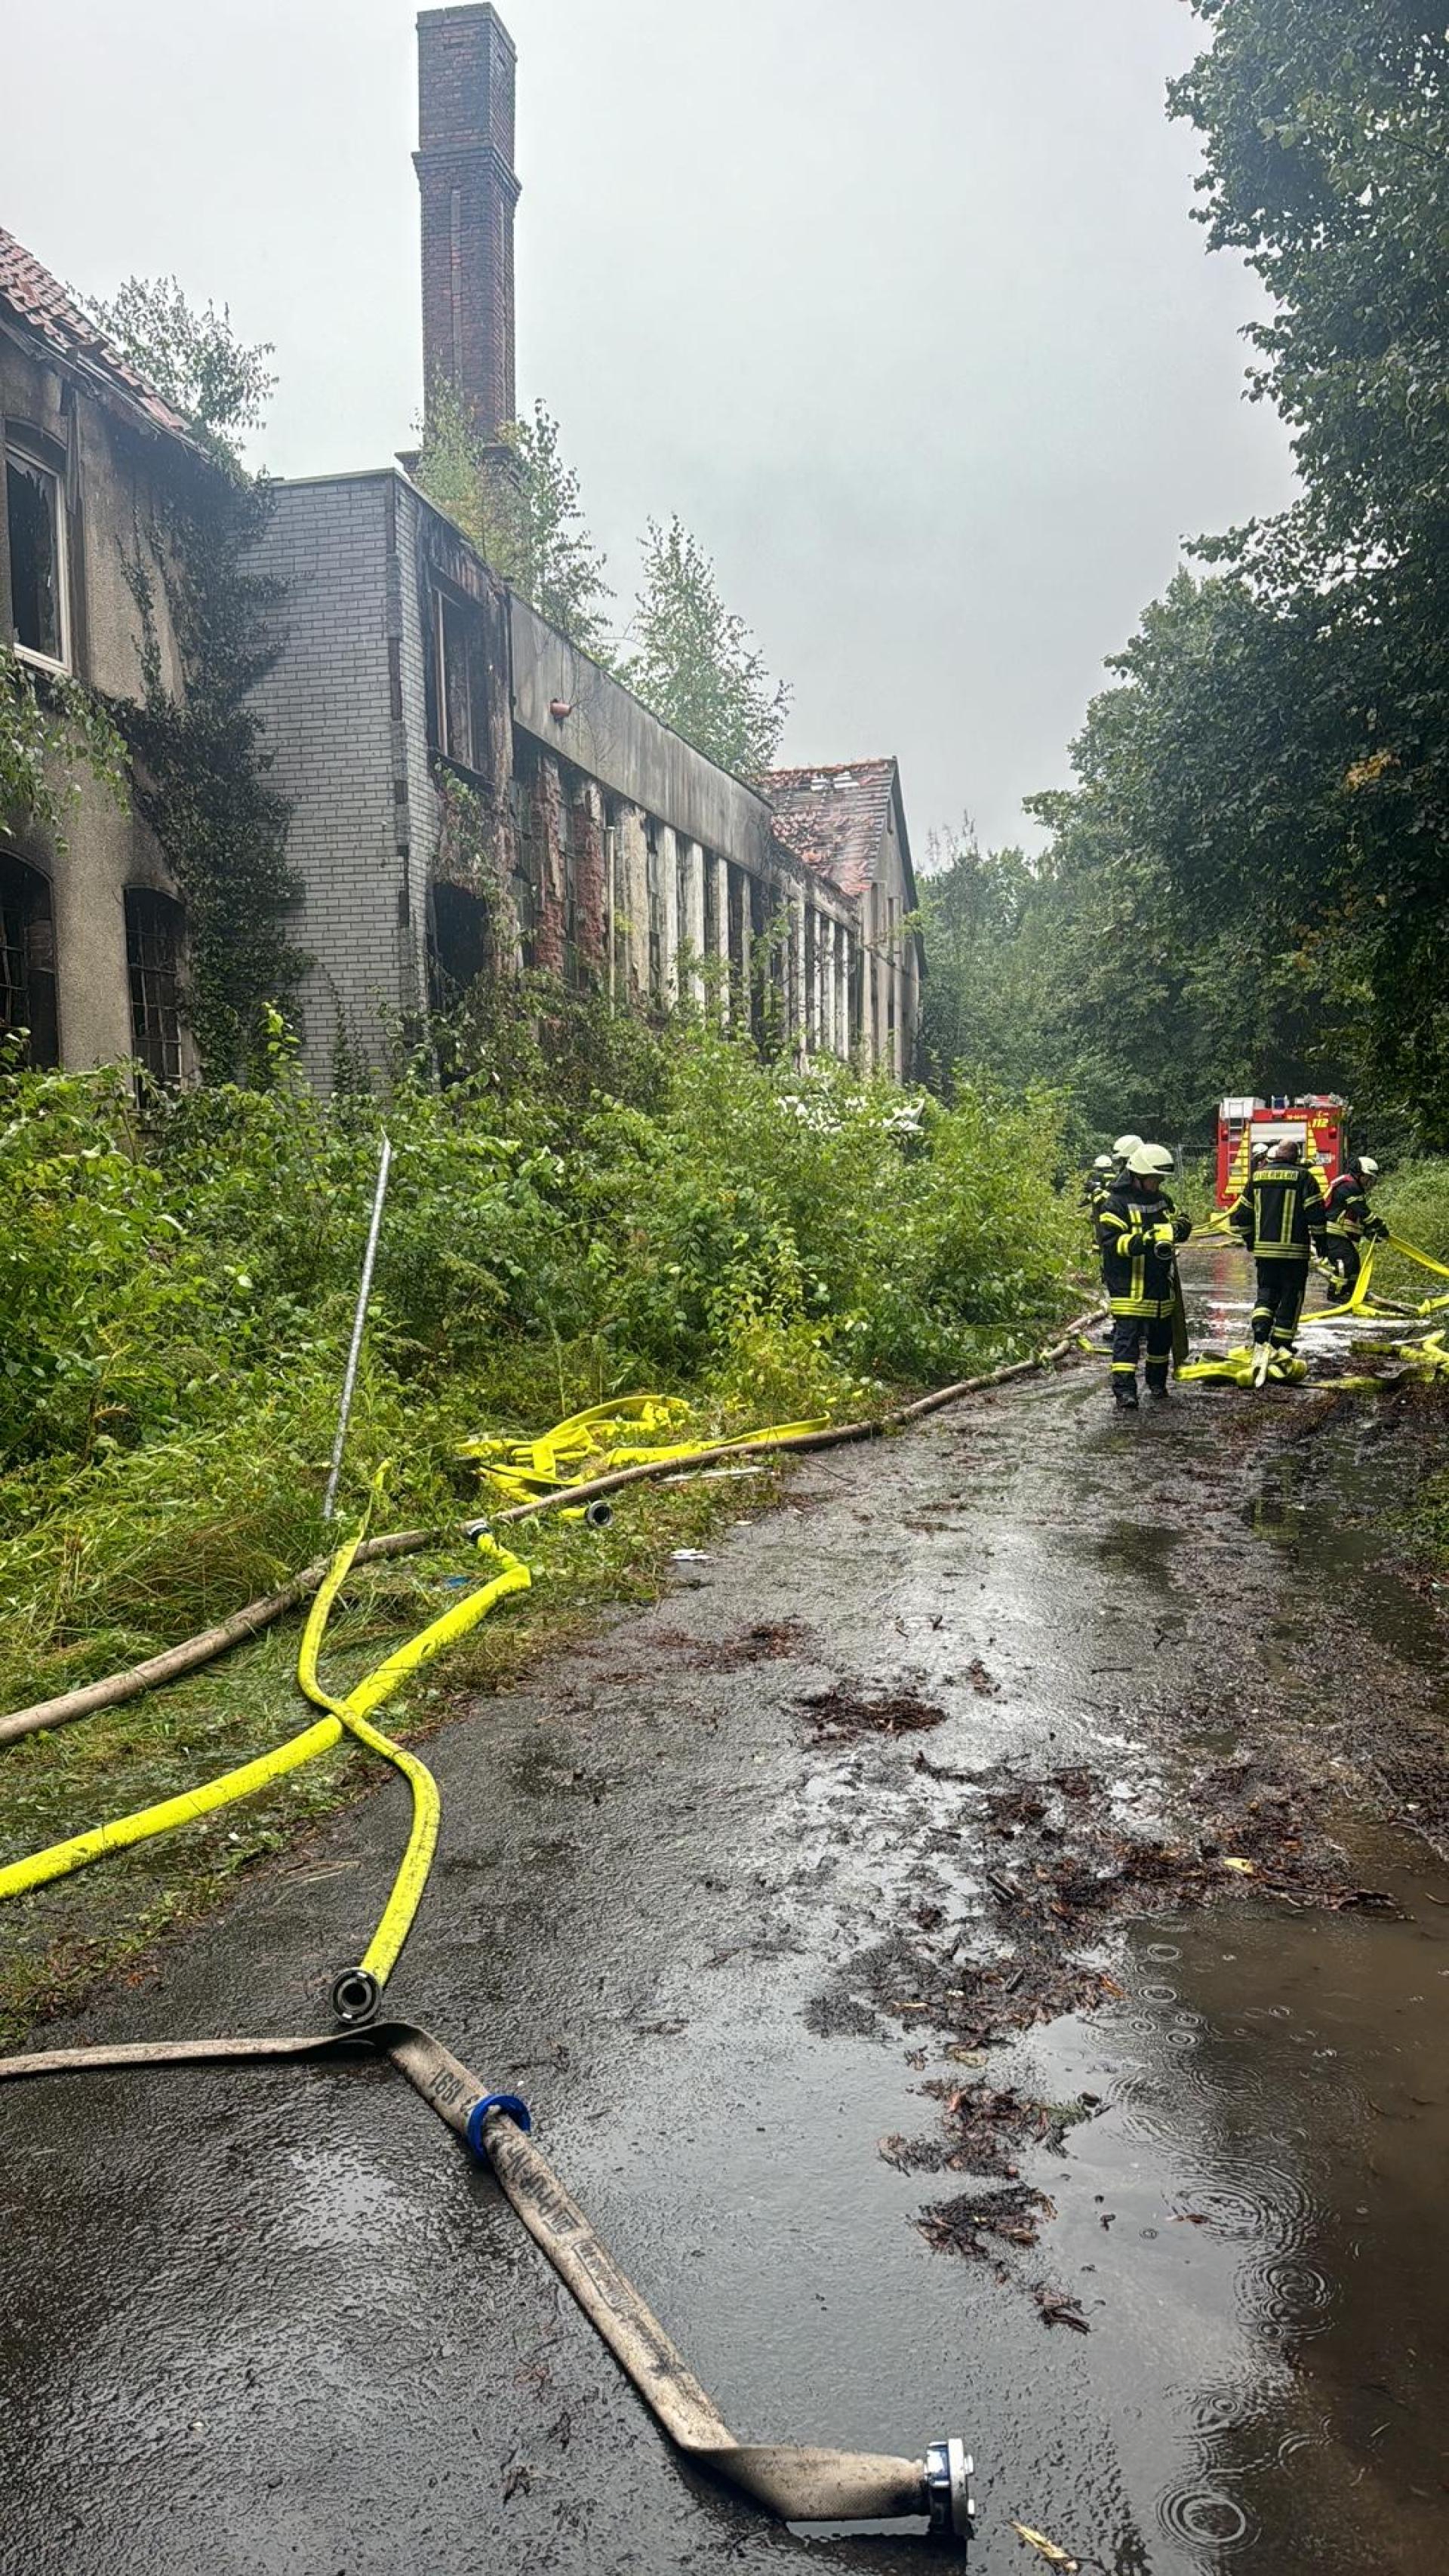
0, 228, 199, 1083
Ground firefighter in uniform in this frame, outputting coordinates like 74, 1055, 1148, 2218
1097, 1143, 1192, 1408
1227, 1136, 1327, 1375
1084, 1153, 1115, 1217
1323, 1156, 1386, 1303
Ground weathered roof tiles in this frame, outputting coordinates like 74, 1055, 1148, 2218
761, 757, 898, 898
0, 226, 195, 442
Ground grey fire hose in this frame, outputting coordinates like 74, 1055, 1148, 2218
0, 2020, 974, 2546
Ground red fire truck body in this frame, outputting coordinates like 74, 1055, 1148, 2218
1215, 1096, 1349, 1207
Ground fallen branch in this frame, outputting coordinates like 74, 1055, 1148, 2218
1, 1300, 1102, 1749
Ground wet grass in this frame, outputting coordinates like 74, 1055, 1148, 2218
0, 1465, 776, 2049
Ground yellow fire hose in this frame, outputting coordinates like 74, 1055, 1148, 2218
0, 1396, 825, 2011
0, 1525, 531, 2018
460, 1398, 828, 1506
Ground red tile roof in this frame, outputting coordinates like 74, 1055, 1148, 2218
761, 758, 898, 898
0, 226, 195, 442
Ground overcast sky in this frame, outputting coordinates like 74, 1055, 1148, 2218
6, 0, 1295, 852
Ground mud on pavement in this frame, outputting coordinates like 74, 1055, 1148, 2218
4, 1244, 1449, 2576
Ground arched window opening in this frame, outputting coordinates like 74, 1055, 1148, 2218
125, 888, 186, 1087
0, 852, 59, 1066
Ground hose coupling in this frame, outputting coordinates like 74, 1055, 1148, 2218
466, 2091, 533, 2162
331, 1966, 381, 2026
923, 2437, 974, 2547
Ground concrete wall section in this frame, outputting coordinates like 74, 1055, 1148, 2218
510, 597, 779, 878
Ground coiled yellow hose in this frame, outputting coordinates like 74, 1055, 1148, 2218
0, 1529, 531, 2002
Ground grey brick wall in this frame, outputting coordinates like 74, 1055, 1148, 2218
251, 476, 407, 1085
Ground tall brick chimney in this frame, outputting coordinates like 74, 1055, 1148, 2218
414, 5, 520, 440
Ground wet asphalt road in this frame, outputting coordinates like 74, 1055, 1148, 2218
4, 1246, 1448, 2574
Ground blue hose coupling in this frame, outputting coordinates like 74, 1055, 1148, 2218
466, 2091, 533, 2162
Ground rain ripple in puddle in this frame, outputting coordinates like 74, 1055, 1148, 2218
1111, 1934, 1335, 2364
1157, 2481, 1257, 2553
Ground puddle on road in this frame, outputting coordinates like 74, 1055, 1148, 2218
984, 1246, 1449, 2570
1031, 1827, 1449, 2575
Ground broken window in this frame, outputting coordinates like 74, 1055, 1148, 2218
429, 585, 489, 774
428, 880, 491, 1010
0, 852, 59, 1065
125, 888, 185, 1088
6, 437, 68, 667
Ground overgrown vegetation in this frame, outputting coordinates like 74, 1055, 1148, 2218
82, 279, 300, 1080
0, 1003, 1080, 1716
414, 389, 791, 775
1, 643, 130, 845
622, 514, 791, 777
414, 379, 615, 657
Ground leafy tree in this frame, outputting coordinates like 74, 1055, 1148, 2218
622, 516, 790, 777
415, 380, 614, 657
1164, 0, 1449, 1134
1026, 2, 1449, 1144
1023, 572, 1377, 1139
83, 276, 275, 470
916, 829, 1069, 1100
1170, 1, 1447, 571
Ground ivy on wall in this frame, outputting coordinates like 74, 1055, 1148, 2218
115, 458, 300, 1082
1, 643, 128, 842
82, 279, 300, 1083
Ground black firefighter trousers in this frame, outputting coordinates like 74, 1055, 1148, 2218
1111, 1310, 1172, 1394
1251, 1258, 1309, 1350
1324, 1233, 1361, 1300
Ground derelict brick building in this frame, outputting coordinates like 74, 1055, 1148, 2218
0, 232, 203, 1082
2, 4, 922, 1089
250, 3, 921, 1088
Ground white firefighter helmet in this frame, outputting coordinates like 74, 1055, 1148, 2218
1357, 1155, 1380, 1177
1128, 1143, 1175, 1177
1092, 1153, 1115, 1172
1112, 1132, 1143, 1158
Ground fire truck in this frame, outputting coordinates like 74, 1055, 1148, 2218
1214, 1095, 1350, 1208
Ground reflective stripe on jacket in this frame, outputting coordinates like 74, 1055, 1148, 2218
1227, 1165, 1327, 1260
1097, 1183, 1191, 1319
1324, 1174, 1369, 1241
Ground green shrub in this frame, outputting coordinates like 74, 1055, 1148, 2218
0, 1009, 1086, 1707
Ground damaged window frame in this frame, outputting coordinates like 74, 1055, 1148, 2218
427, 876, 492, 1015
124, 885, 186, 1091
0, 848, 60, 1066
5, 425, 71, 673
426, 577, 490, 778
